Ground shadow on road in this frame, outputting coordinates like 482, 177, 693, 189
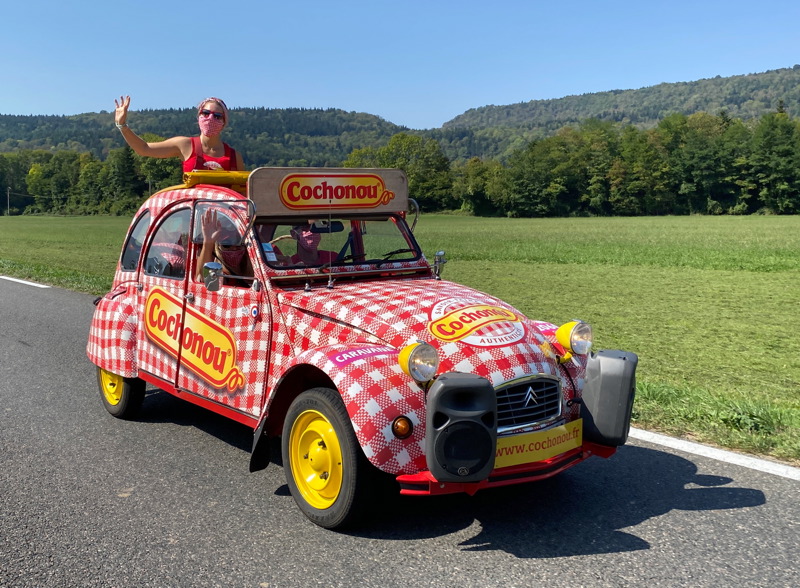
136, 389, 253, 452
134, 390, 766, 558
356, 445, 766, 558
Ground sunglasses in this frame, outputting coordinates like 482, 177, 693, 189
199, 109, 224, 120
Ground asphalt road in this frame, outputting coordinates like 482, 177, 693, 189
1, 278, 797, 588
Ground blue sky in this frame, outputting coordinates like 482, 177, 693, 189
3, 0, 799, 129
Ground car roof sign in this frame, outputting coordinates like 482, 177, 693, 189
247, 167, 408, 217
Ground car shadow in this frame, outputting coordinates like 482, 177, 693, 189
352, 445, 766, 558
137, 388, 253, 453
135, 390, 766, 558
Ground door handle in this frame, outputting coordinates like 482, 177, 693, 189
184, 293, 194, 302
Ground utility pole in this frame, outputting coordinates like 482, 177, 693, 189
6, 186, 9, 217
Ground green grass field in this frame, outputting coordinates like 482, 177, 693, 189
1, 214, 798, 462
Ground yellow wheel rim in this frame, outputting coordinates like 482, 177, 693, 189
288, 409, 344, 510
99, 369, 123, 406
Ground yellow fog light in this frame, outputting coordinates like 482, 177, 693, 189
392, 416, 414, 439
398, 341, 439, 382
555, 320, 593, 361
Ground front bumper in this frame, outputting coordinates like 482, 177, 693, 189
403, 349, 638, 496
396, 442, 615, 496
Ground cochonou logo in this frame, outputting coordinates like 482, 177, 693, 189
144, 287, 245, 392
428, 297, 525, 347
279, 173, 395, 210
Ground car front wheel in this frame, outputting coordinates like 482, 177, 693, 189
282, 387, 371, 529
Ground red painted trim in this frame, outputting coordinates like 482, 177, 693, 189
395, 444, 616, 496
582, 441, 618, 459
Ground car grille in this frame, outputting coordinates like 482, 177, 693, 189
496, 376, 562, 432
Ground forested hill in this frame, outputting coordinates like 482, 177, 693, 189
0, 108, 407, 167
443, 66, 800, 132
1, 66, 800, 164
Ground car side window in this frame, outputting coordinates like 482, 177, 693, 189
143, 209, 190, 279
120, 211, 151, 272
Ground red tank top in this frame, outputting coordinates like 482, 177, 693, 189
183, 136, 239, 172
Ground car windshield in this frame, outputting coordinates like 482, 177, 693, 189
256, 216, 420, 269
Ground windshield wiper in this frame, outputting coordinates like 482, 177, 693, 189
382, 248, 415, 259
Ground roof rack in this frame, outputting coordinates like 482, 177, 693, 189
182, 171, 251, 192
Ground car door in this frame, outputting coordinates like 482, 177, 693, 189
137, 206, 192, 386
174, 202, 272, 422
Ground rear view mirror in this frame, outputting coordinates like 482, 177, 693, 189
310, 220, 344, 234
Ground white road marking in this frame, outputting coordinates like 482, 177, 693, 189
0, 276, 50, 288
629, 427, 800, 481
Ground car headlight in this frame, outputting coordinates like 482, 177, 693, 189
555, 320, 593, 358
398, 341, 439, 382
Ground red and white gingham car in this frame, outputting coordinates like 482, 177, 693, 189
87, 167, 638, 529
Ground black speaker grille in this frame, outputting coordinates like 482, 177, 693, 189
435, 421, 494, 474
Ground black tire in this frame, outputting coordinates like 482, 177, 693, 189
97, 367, 145, 419
282, 387, 373, 529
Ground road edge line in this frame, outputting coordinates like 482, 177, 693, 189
0, 275, 50, 288
628, 427, 800, 481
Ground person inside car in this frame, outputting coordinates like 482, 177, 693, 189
196, 209, 252, 284
289, 224, 338, 266
114, 95, 245, 172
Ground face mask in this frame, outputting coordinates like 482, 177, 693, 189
217, 246, 246, 270
292, 228, 321, 252
199, 116, 225, 137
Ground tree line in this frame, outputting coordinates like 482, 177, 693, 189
2, 108, 799, 217
450, 109, 800, 216
5, 67, 800, 167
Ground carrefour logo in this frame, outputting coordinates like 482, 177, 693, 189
428, 298, 525, 347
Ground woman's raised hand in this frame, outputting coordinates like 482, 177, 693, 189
114, 95, 131, 126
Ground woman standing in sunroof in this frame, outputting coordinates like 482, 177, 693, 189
113, 95, 244, 172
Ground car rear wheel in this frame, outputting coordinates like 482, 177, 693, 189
97, 367, 145, 419
282, 387, 371, 529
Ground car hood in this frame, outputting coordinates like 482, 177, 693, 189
276, 278, 560, 383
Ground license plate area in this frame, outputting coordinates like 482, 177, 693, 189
495, 419, 583, 468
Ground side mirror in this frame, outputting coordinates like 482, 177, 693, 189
203, 261, 223, 292
433, 250, 447, 280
